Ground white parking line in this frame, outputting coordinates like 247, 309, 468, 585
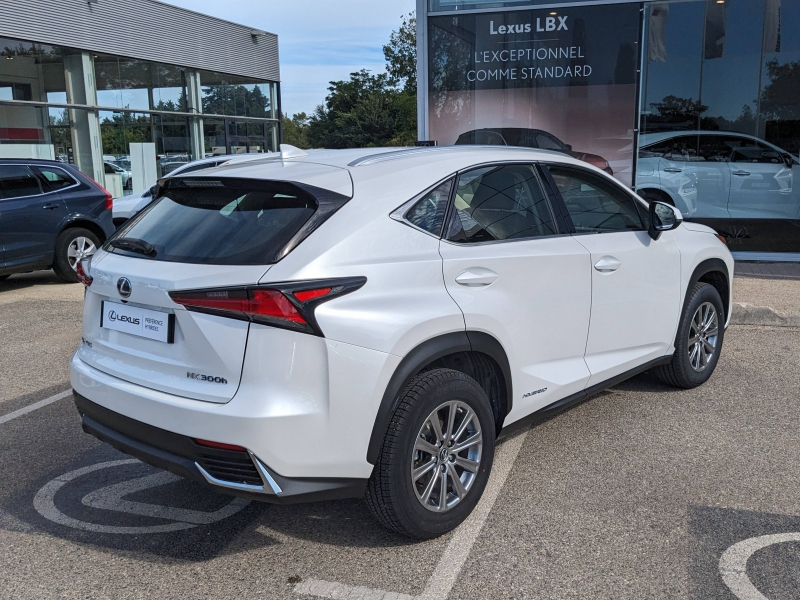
296, 430, 530, 600
719, 532, 800, 600
0, 389, 71, 425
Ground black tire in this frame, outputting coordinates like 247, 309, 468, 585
653, 282, 725, 389
52, 227, 100, 283
0, 274, 10, 281
365, 368, 496, 539
639, 188, 675, 206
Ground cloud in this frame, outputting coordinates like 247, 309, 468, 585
160, 0, 415, 114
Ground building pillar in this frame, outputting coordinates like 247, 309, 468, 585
185, 69, 204, 160
63, 51, 104, 185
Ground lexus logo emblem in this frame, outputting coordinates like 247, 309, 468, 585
117, 278, 132, 298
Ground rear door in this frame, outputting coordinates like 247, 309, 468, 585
0, 164, 68, 268
545, 163, 681, 387
439, 163, 592, 421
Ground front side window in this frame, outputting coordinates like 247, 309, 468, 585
445, 164, 556, 243
547, 165, 644, 233
0, 165, 42, 199
721, 137, 784, 164
405, 179, 453, 236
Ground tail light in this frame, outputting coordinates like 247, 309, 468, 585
169, 277, 366, 336
85, 174, 114, 210
76, 258, 93, 286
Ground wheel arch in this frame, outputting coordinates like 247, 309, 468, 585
366, 331, 512, 465
59, 218, 108, 244
684, 258, 731, 322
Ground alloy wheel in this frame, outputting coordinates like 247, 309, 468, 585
67, 236, 97, 271
688, 301, 719, 372
411, 400, 482, 513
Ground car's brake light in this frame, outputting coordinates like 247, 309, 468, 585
86, 173, 114, 210
76, 259, 93, 286
169, 277, 366, 336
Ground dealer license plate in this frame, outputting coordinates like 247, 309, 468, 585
101, 301, 175, 343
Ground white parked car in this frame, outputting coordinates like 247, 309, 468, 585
111, 153, 267, 227
72, 145, 733, 538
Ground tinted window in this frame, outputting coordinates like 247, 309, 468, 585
116, 179, 320, 265
405, 179, 453, 236
0, 165, 42, 199
721, 137, 784, 164
536, 133, 565, 152
474, 131, 507, 145
548, 165, 644, 233
445, 164, 556, 243
35, 167, 77, 191
662, 135, 701, 162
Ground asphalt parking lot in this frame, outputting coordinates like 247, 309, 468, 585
1, 269, 799, 599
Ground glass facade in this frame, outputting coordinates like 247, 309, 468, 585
424, 0, 800, 254
0, 36, 280, 197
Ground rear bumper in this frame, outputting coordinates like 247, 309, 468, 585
74, 391, 367, 504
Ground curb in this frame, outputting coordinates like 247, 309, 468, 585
731, 303, 800, 327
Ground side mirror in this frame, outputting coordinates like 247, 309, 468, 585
648, 201, 683, 240
783, 153, 794, 169
565, 143, 573, 152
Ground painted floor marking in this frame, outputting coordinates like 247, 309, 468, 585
296, 431, 530, 600
34, 459, 248, 534
295, 579, 415, 600
0, 389, 71, 425
719, 532, 800, 600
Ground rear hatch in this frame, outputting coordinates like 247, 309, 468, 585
78, 168, 352, 403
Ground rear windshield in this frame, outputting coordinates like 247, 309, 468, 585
113, 179, 318, 265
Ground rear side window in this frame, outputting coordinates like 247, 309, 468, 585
35, 166, 77, 191
547, 165, 643, 233
405, 179, 453, 236
113, 178, 341, 265
445, 164, 556, 243
0, 165, 42, 199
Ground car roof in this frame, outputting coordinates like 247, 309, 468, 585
640, 130, 777, 147
178, 145, 593, 198
0, 158, 75, 166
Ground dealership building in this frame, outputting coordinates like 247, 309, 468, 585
0, 0, 280, 195
417, 0, 800, 258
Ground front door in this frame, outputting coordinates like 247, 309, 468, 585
545, 163, 682, 387
0, 164, 68, 269
439, 163, 592, 423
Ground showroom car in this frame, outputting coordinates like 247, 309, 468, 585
71, 145, 732, 538
636, 131, 800, 254
112, 153, 267, 227
0, 159, 115, 282
455, 127, 614, 174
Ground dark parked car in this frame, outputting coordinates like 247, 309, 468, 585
0, 159, 115, 282
455, 128, 614, 174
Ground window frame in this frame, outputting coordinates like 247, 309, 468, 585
542, 162, 649, 235
441, 161, 562, 246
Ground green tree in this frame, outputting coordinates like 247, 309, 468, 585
303, 13, 418, 149
282, 112, 310, 148
383, 12, 417, 94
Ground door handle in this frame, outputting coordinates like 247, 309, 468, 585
455, 267, 499, 287
42, 203, 60, 210
732, 170, 751, 176
594, 256, 621, 273
663, 168, 683, 173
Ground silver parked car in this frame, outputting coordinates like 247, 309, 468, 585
636, 131, 800, 253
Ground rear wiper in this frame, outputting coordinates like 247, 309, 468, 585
109, 237, 157, 257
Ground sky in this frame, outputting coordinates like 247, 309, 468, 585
161, 0, 416, 117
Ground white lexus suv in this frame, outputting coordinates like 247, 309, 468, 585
71, 145, 733, 538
